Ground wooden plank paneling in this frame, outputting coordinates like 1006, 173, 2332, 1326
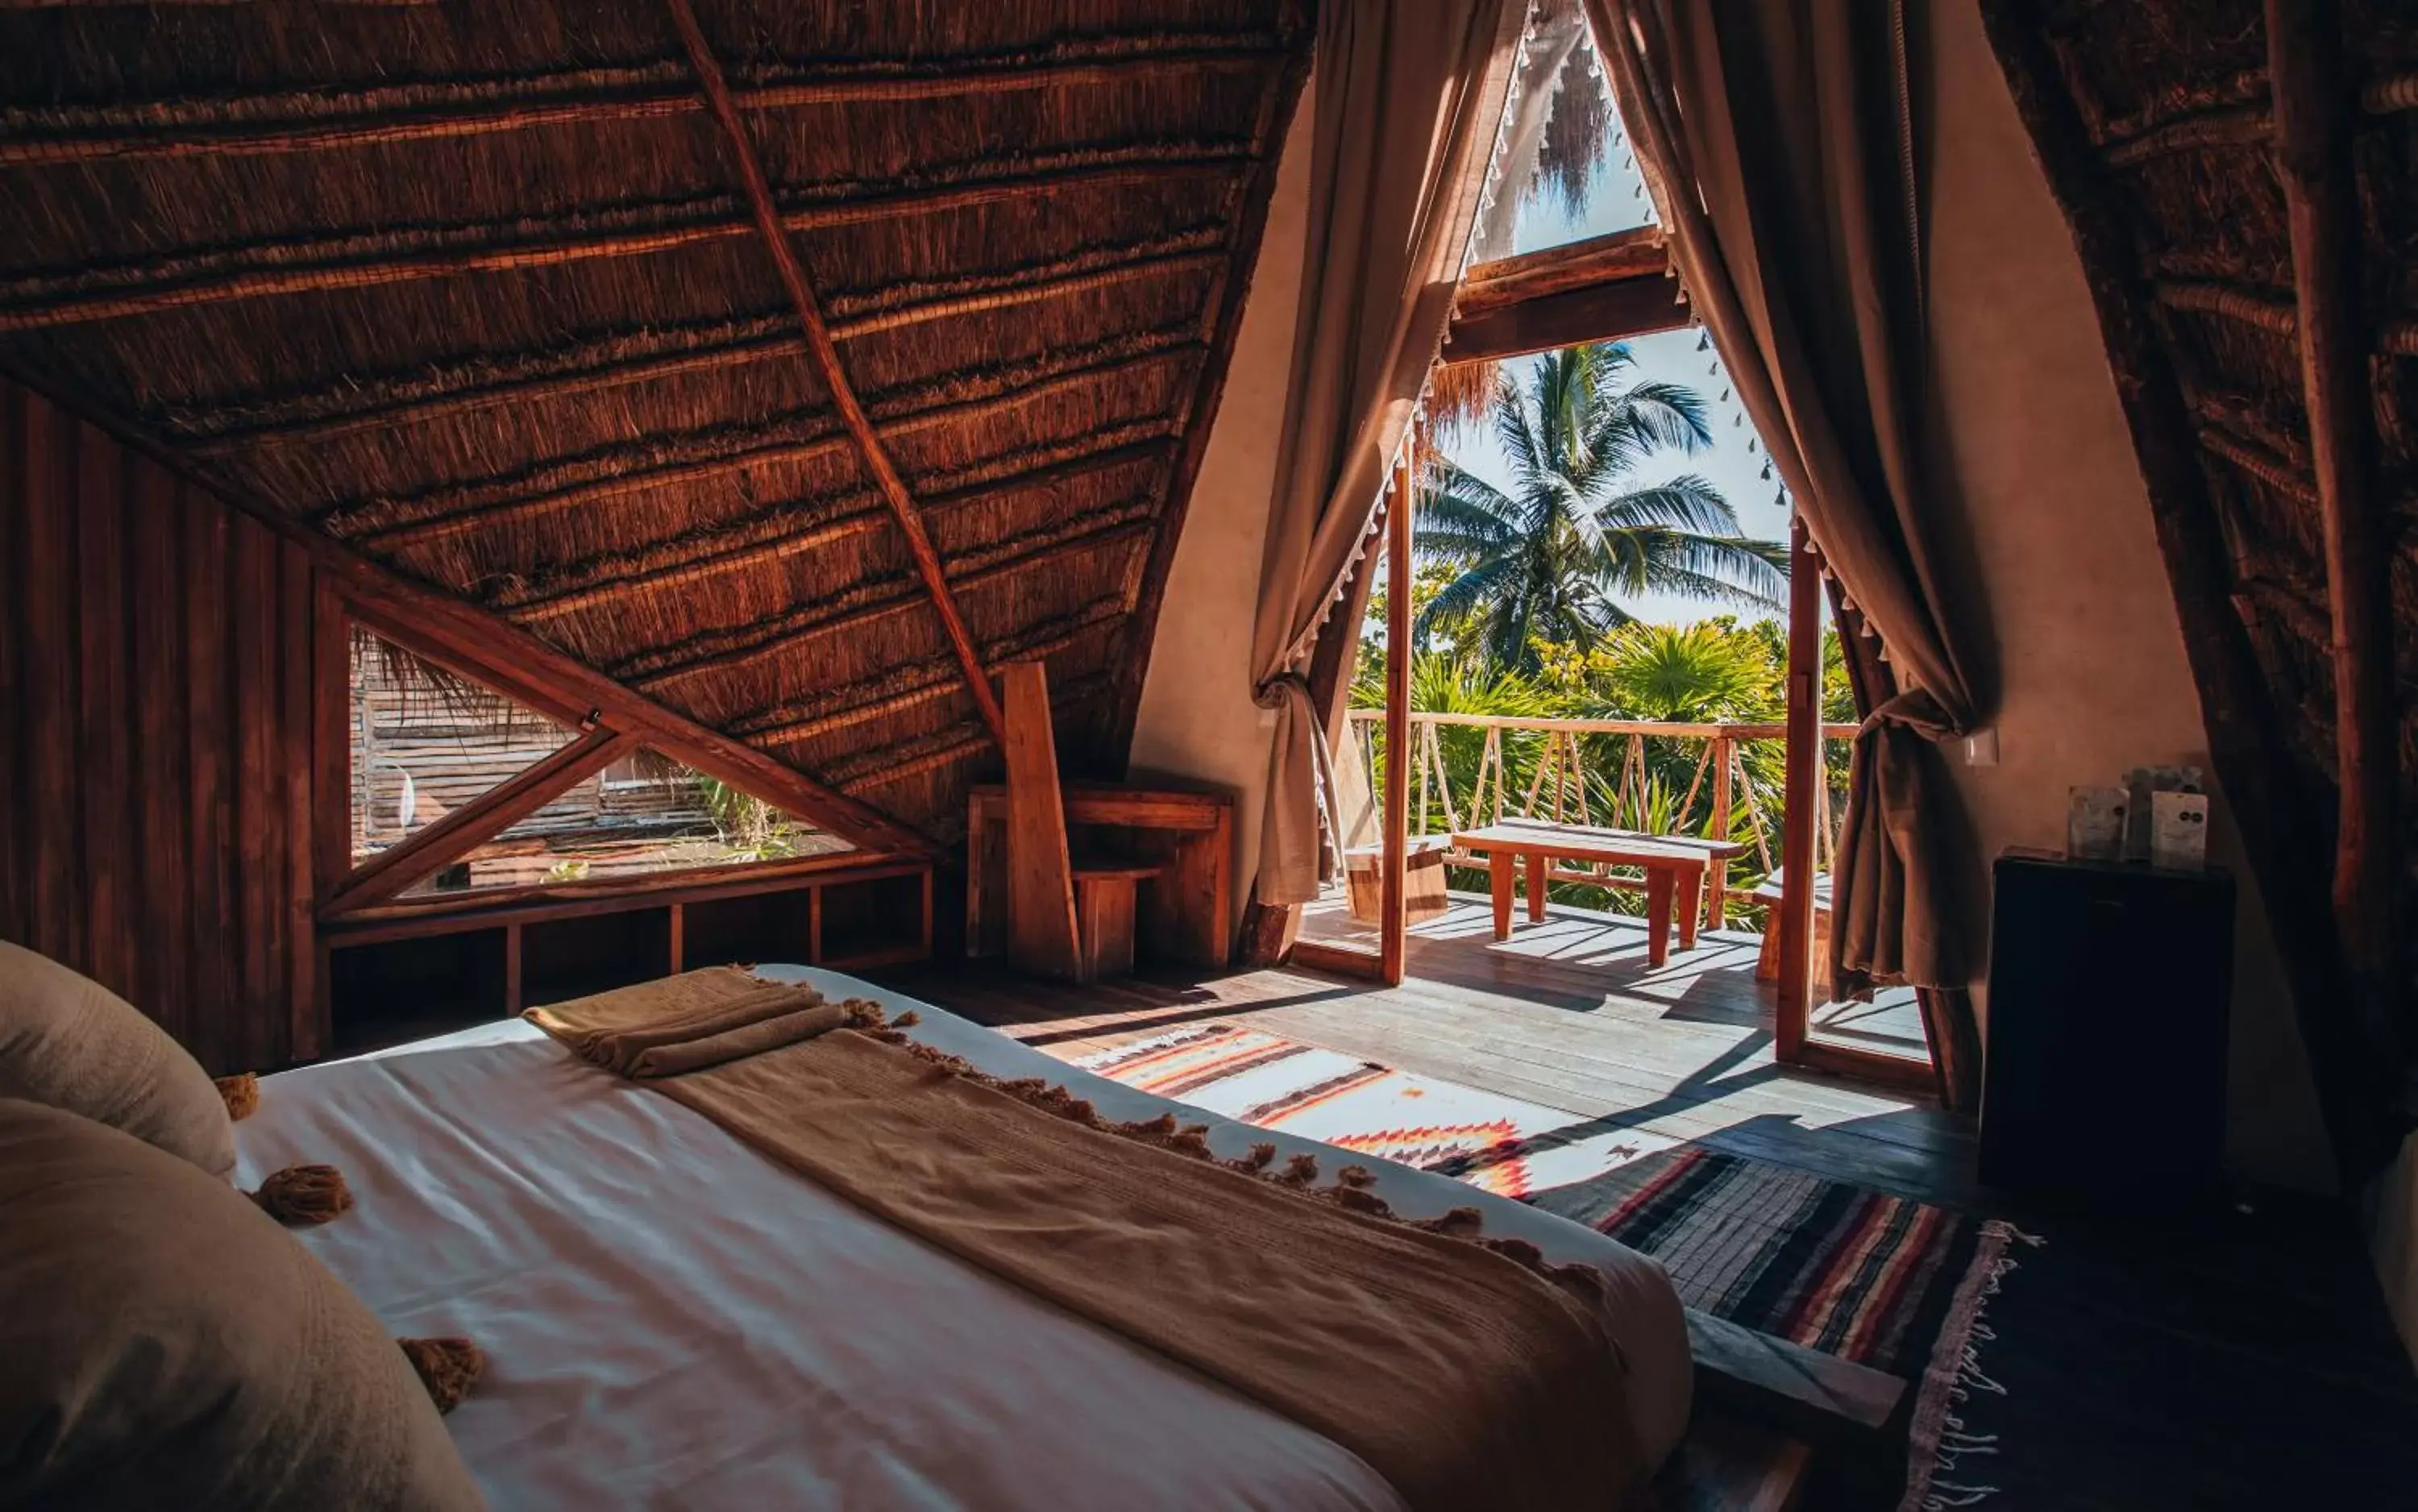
129, 455, 193, 1047
0, 376, 322, 1070
184, 479, 235, 1072
20, 391, 81, 966
73, 422, 131, 999
283, 543, 322, 1061
0, 389, 24, 946
231, 515, 280, 1070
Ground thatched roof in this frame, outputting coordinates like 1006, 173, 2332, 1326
1979, 1, 2417, 1163
0, 0, 1312, 846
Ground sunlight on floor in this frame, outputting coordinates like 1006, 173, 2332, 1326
1292, 893, 1926, 1137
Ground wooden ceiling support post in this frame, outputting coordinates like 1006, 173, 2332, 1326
1774, 517, 1822, 1063
1380, 444, 1416, 988
666, 0, 1007, 752
2267, 0, 2404, 1082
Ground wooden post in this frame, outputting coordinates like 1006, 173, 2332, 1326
503, 922, 523, 1016
1380, 450, 1414, 987
1708, 734, 1733, 930
1776, 518, 1822, 1060
2267, 0, 2400, 1061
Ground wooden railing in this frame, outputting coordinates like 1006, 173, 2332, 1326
1342, 709, 1859, 928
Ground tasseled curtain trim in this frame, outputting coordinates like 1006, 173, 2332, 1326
833, 1000, 1608, 1309
397, 1336, 484, 1414
248, 1162, 354, 1225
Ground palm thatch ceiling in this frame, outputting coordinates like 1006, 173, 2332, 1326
1980, 0, 2417, 1169
0, 0, 1313, 848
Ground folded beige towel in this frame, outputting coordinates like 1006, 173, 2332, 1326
526, 970, 839, 1078
621, 1001, 844, 1078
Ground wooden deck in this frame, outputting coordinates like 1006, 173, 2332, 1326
1299, 891, 1935, 1072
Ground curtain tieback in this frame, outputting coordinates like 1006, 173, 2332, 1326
1855, 686, 1964, 743
1253, 672, 1346, 883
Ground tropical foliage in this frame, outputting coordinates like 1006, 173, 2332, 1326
1350, 615, 1854, 924
1415, 344, 1788, 671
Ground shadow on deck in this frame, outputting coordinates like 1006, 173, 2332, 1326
1300, 891, 1934, 1059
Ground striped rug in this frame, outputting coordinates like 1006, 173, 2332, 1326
1080, 1022, 2029, 1512
1075, 1023, 1683, 1198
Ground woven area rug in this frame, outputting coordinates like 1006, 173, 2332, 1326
1075, 1022, 1685, 1198
1078, 1023, 2031, 1512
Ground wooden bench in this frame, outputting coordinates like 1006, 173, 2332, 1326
1751, 867, 1831, 981
1451, 820, 1744, 967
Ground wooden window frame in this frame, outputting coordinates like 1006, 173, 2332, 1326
313, 592, 879, 921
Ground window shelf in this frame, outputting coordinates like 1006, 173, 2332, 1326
321, 860, 930, 1060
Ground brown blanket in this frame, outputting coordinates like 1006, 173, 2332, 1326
527, 970, 1647, 1511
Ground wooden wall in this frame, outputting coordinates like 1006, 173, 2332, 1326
0, 379, 322, 1073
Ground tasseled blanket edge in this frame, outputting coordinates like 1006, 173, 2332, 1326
834, 999, 1610, 1309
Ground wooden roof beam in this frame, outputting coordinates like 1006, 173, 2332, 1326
341, 339, 1195, 551
0, 154, 1248, 333
181, 235, 1228, 447
624, 507, 1156, 690
505, 438, 1172, 625
833, 675, 1111, 794
2266, 0, 2402, 1068
0, 48, 1286, 169
739, 598, 1128, 746
1440, 228, 1687, 367
667, 0, 1005, 748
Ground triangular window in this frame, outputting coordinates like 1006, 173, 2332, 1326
337, 623, 852, 914
1466, 0, 1654, 264
349, 627, 574, 867
395, 747, 851, 899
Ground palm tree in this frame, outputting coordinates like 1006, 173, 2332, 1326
1414, 343, 1788, 672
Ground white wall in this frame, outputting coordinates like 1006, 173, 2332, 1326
1127, 84, 1317, 920
1919, 0, 2333, 1192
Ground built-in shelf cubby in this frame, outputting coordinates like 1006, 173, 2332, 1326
322, 859, 932, 1057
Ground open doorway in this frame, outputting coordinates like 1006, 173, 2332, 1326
1289, 2, 1939, 1100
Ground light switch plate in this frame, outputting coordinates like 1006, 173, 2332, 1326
1964, 728, 2000, 767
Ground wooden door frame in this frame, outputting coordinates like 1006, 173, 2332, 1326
1775, 525, 1942, 1093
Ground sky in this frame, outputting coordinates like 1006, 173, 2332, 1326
1434, 81, 1793, 628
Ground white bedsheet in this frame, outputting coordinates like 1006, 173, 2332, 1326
243, 967, 1689, 1510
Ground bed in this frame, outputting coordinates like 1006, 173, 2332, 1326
238, 966, 1692, 1510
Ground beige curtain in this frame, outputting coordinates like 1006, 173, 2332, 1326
1249, 0, 1527, 906
1588, 0, 1981, 991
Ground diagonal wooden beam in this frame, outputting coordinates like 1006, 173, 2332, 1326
666, 0, 1007, 750
317, 727, 641, 919
2266, 0, 2403, 1080
6, 355, 937, 861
